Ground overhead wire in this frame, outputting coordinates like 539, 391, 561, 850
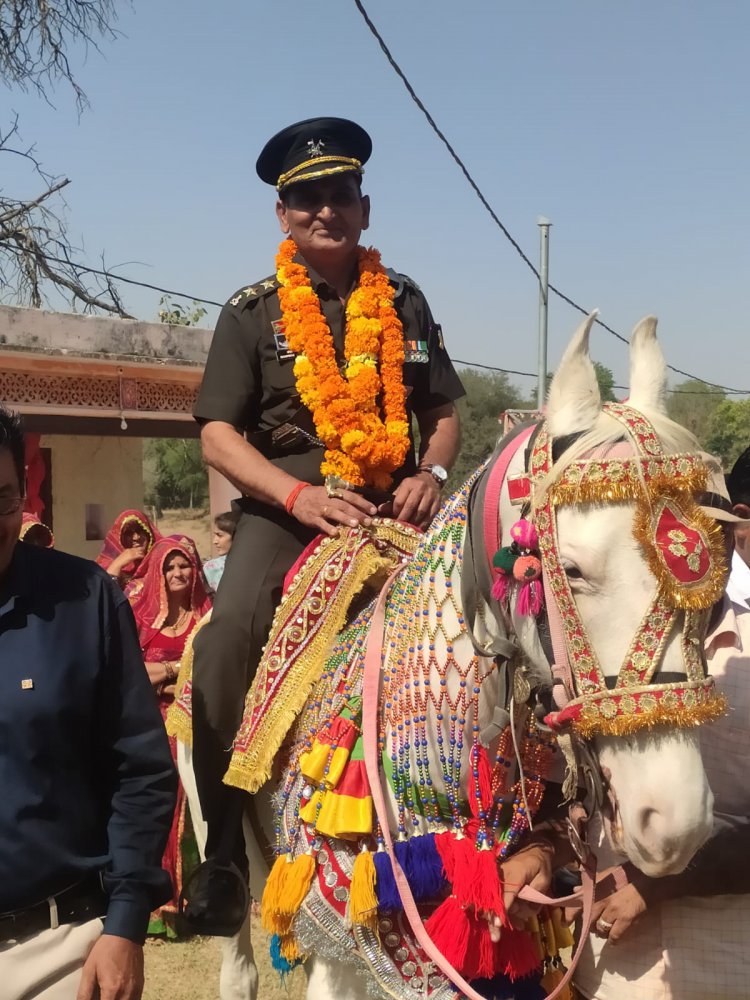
351, 0, 749, 397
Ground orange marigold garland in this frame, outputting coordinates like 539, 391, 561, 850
275, 239, 410, 489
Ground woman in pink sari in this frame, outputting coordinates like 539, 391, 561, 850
129, 535, 212, 936
96, 509, 161, 587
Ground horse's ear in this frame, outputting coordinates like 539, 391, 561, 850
628, 316, 667, 414
546, 311, 602, 436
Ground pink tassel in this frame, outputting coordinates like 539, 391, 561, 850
516, 579, 544, 617
491, 572, 510, 603
424, 896, 470, 972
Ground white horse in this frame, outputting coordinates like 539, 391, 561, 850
224, 315, 728, 999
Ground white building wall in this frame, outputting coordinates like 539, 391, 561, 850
40, 434, 144, 559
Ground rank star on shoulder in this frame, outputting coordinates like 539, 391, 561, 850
261, 279, 277, 290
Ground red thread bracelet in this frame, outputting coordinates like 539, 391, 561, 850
285, 482, 310, 515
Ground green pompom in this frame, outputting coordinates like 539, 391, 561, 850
492, 546, 518, 573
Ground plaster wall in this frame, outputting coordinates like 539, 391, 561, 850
40, 434, 144, 559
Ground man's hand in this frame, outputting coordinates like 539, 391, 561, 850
498, 840, 555, 929
563, 866, 649, 945
291, 486, 376, 537
77, 935, 144, 1000
392, 474, 441, 528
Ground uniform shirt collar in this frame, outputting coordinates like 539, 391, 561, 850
294, 252, 359, 299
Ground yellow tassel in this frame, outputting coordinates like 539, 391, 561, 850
260, 854, 292, 935
550, 905, 575, 950
349, 847, 378, 930
279, 851, 316, 918
279, 933, 301, 963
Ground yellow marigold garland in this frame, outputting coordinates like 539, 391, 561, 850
275, 239, 409, 489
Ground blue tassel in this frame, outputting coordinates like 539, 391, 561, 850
269, 934, 301, 979
406, 833, 446, 901
374, 847, 402, 911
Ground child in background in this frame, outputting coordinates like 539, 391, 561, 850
203, 510, 240, 593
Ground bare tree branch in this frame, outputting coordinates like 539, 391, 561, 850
0, 4, 131, 316
1, 0, 120, 109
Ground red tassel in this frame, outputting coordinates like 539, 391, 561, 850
496, 926, 543, 981
463, 913, 497, 980
434, 829, 456, 884
471, 846, 505, 920
469, 743, 494, 818
450, 835, 478, 907
424, 896, 470, 972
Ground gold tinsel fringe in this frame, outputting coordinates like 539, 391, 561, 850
548, 464, 707, 508
632, 491, 728, 610
574, 692, 728, 739
164, 612, 210, 746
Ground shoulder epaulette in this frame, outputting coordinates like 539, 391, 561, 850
385, 267, 421, 300
227, 275, 280, 309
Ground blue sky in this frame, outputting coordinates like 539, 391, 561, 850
5, 0, 749, 396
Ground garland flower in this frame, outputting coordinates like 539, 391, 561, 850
275, 239, 410, 490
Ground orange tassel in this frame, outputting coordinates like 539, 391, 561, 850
261, 854, 292, 935
349, 847, 378, 930
278, 851, 316, 919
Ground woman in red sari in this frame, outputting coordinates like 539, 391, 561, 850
129, 535, 212, 937
96, 508, 161, 587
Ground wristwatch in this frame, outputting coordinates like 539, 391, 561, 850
418, 464, 449, 487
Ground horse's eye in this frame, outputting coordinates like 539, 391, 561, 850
564, 565, 583, 580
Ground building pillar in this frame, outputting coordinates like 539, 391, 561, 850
208, 466, 240, 524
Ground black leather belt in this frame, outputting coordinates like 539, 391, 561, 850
0, 873, 108, 943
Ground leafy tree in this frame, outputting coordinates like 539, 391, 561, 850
158, 295, 207, 327
144, 438, 207, 511
446, 369, 530, 492
667, 380, 725, 447
704, 399, 750, 471
144, 295, 209, 510
1, 1, 128, 313
593, 362, 617, 403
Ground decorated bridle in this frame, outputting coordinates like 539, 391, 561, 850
494, 402, 728, 740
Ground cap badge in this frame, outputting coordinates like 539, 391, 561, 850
307, 139, 325, 158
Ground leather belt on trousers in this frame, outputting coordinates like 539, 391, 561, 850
0, 872, 108, 943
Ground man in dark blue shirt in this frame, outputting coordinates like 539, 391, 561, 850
0, 406, 176, 1000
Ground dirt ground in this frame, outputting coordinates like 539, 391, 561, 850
143, 914, 307, 1000
156, 508, 214, 564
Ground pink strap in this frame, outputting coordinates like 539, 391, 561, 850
361, 569, 625, 1000
363, 568, 491, 1000
482, 425, 535, 571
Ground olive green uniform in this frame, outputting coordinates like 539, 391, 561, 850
191, 258, 464, 857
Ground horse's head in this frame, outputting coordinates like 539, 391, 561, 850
499, 314, 729, 877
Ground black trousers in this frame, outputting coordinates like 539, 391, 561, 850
191, 502, 315, 862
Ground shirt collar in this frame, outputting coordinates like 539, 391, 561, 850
726, 550, 750, 609
294, 252, 359, 299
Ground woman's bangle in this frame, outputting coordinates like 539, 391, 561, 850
165, 662, 178, 682
285, 481, 311, 515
